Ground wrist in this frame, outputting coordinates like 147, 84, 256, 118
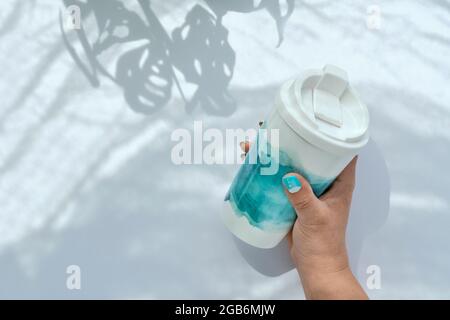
297, 262, 368, 300
294, 247, 350, 277
294, 251, 367, 299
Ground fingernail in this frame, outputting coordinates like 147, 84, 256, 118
282, 175, 302, 193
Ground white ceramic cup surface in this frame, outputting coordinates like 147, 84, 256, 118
223, 65, 370, 249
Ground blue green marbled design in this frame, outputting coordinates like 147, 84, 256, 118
225, 137, 333, 231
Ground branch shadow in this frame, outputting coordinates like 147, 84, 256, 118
0, 79, 448, 297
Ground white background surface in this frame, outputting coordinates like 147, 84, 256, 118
0, 0, 449, 299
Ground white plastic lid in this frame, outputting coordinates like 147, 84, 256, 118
277, 65, 370, 155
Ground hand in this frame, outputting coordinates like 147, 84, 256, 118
241, 129, 368, 300
282, 157, 368, 300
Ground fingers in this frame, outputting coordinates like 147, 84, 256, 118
322, 157, 358, 205
282, 173, 324, 224
286, 229, 293, 251
239, 141, 250, 153
336, 156, 358, 187
240, 121, 263, 156
239, 141, 249, 160
320, 157, 357, 214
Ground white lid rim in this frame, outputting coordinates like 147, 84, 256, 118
276, 81, 370, 156
274, 67, 370, 156
277, 105, 369, 156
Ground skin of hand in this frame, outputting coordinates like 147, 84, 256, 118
240, 141, 367, 300
282, 157, 368, 300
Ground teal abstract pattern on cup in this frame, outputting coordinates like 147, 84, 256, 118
225, 135, 333, 231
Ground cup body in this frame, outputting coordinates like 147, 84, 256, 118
223, 68, 369, 249
223, 109, 355, 249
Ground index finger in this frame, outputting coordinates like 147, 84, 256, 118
321, 156, 358, 201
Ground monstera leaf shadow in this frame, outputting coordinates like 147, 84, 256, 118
205, 0, 295, 46
171, 4, 236, 116
116, 42, 173, 114
60, 0, 295, 117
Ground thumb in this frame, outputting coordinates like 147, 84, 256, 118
282, 173, 323, 223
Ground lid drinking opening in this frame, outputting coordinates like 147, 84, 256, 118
313, 65, 349, 128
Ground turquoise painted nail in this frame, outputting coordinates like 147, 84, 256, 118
282, 175, 302, 194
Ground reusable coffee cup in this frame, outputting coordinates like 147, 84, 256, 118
223, 65, 370, 249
